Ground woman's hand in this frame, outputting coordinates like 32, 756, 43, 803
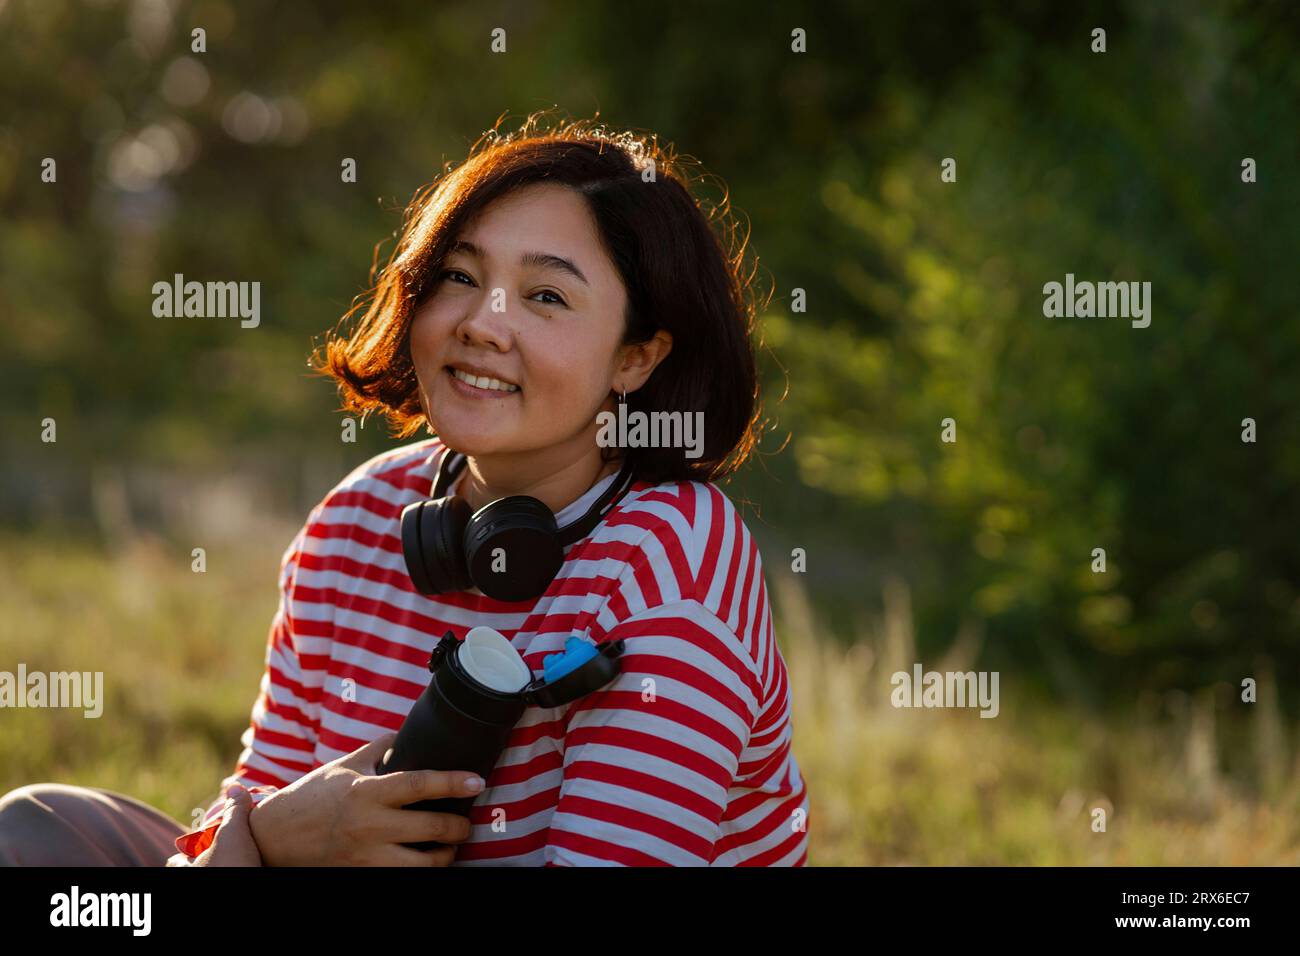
194, 785, 263, 866
247, 733, 484, 866
165, 785, 263, 867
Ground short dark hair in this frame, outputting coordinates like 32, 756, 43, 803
312, 111, 770, 484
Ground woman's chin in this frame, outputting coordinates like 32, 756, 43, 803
430, 422, 512, 455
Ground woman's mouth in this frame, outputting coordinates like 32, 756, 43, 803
445, 365, 521, 397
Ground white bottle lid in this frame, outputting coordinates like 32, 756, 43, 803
459, 625, 531, 693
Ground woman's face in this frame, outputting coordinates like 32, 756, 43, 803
409, 182, 630, 459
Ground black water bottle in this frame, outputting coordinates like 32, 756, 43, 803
375, 625, 624, 849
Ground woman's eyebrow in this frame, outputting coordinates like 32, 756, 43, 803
450, 239, 589, 286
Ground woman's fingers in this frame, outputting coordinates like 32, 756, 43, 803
225, 783, 253, 813
381, 844, 458, 867
362, 767, 485, 808
375, 806, 473, 845
195, 785, 263, 866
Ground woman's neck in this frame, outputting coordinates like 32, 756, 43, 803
450, 448, 621, 515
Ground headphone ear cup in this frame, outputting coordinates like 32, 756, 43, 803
400, 500, 435, 595
401, 496, 473, 595
425, 495, 473, 594
463, 496, 564, 603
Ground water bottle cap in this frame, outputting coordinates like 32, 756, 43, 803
426, 629, 625, 710
459, 626, 531, 693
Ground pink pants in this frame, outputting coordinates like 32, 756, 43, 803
0, 783, 187, 866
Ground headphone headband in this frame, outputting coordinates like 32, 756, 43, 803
431, 449, 637, 547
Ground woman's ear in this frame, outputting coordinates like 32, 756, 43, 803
618, 330, 673, 391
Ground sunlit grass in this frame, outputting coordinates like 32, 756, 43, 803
775, 570, 1300, 865
0, 530, 286, 826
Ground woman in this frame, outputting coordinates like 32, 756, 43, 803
0, 114, 809, 866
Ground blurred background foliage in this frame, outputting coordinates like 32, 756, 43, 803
2, 0, 1299, 862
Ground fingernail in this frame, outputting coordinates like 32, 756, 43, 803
466, 776, 484, 792
226, 784, 246, 799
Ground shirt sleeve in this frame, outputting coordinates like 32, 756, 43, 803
175, 520, 323, 855
542, 597, 762, 866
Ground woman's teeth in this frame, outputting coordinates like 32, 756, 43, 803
449, 367, 520, 393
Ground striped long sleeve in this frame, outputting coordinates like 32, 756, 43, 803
196, 518, 323, 829
543, 482, 807, 866
544, 597, 759, 865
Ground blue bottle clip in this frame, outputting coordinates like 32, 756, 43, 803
542, 637, 600, 684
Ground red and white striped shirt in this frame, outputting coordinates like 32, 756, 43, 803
194, 438, 809, 866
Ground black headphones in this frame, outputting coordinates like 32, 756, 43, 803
401, 449, 639, 603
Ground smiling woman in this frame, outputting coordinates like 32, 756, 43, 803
318, 112, 767, 494
0, 112, 808, 868
408, 180, 647, 484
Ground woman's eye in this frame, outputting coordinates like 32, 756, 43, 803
532, 289, 566, 306
439, 270, 563, 306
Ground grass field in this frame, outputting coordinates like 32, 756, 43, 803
2, 528, 1297, 864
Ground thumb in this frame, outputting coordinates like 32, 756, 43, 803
218, 785, 253, 828
342, 732, 397, 773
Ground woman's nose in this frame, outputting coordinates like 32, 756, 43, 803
456, 292, 513, 350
